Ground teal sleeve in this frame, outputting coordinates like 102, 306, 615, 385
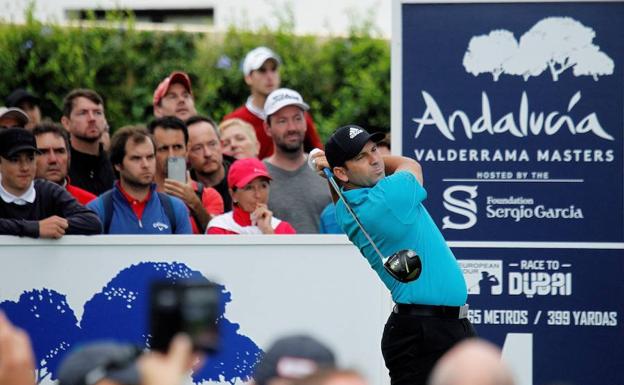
377, 171, 426, 224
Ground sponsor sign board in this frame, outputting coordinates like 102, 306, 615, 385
395, 1, 624, 242
457, 248, 623, 385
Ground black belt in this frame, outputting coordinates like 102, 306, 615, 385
393, 303, 469, 319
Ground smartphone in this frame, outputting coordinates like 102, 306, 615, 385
149, 281, 220, 354
167, 156, 187, 183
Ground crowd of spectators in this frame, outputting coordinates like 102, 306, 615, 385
0, 46, 339, 237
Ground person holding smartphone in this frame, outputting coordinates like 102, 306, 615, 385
148, 117, 224, 234
207, 158, 295, 234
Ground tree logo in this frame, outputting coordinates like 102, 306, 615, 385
463, 17, 614, 82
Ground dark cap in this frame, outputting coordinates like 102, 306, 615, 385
0, 127, 41, 158
5, 88, 40, 108
58, 342, 141, 385
325, 125, 385, 168
253, 335, 336, 385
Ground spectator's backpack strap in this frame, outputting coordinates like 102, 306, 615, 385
157, 192, 177, 233
101, 190, 114, 234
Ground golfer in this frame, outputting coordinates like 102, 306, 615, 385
311, 125, 476, 385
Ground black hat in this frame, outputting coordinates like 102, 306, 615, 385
57, 342, 141, 385
5, 88, 40, 108
0, 127, 41, 158
253, 335, 336, 385
325, 125, 385, 168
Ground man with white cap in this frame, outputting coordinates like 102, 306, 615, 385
153, 71, 198, 122
223, 46, 323, 159
261, 88, 331, 233
0, 106, 29, 129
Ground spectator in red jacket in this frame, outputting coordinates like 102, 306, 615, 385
148, 116, 224, 233
33, 122, 96, 205
207, 158, 295, 234
223, 46, 323, 159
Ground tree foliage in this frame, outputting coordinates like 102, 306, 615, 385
0, 8, 390, 140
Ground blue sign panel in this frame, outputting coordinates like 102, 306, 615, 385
400, 2, 624, 242
457, 248, 624, 385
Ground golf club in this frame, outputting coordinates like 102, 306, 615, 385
322, 168, 422, 283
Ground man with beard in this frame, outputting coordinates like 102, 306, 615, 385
262, 88, 331, 233
153, 71, 198, 122
87, 126, 192, 234
61, 89, 115, 196
186, 116, 234, 211
223, 46, 323, 159
33, 122, 96, 205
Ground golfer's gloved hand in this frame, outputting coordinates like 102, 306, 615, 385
308, 148, 329, 178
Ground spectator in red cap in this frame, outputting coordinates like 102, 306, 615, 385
153, 71, 198, 122
206, 157, 295, 234
222, 46, 323, 159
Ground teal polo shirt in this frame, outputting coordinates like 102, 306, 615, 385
335, 171, 467, 306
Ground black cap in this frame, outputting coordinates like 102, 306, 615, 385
0, 127, 41, 158
57, 342, 141, 385
5, 88, 40, 108
325, 125, 385, 168
253, 335, 336, 385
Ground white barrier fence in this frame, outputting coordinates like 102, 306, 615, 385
0, 235, 391, 385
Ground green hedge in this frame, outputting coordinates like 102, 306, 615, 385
0, 10, 390, 140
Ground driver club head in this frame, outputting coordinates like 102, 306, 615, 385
383, 249, 422, 283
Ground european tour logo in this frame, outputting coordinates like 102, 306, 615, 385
412, 17, 615, 142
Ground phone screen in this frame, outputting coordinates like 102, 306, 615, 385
149, 281, 220, 354
167, 157, 187, 183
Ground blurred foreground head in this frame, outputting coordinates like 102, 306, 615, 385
253, 334, 336, 385
428, 338, 515, 385
58, 342, 141, 385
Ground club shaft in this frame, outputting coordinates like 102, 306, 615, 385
324, 169, 387, 262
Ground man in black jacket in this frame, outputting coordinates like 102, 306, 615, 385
0, 127, 102, 238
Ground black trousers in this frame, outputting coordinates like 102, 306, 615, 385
381, 311, 477, 385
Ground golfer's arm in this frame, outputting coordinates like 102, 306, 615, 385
383, 156, 423, 185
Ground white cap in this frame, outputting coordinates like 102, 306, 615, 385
264, 88, 310, 118
242, 46, 281, 76
0, 106, 29, 127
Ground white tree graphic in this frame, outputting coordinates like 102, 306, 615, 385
463, 30, 518, 81
463, 16, 614, 81
570, 45, 615, 81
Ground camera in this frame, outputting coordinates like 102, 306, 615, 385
149, 281, 220, 354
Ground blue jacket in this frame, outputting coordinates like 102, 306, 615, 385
88, 184, 192, 234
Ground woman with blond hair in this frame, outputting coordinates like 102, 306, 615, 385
219, 118, 260, 160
